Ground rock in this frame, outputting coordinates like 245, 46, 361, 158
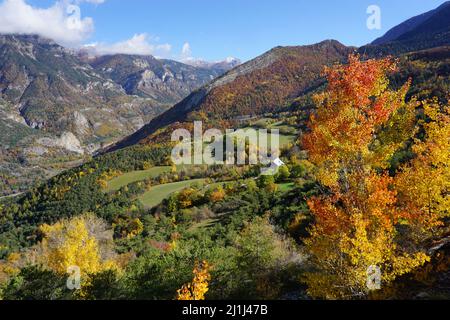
6, 112, 27, 125
24, 146, 48, 157
72, 111, 90, 136
86, 143, 101, 154
27, 120, 46, 129
38, 131, 84, 154
131, 116, 145, 130
133, 59, 150, 69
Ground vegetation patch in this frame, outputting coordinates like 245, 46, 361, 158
106, 166, 172, 192
138, 178, 207, 208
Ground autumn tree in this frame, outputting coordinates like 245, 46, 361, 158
177, 188, 200, 209
395, 100, 450, 240
257, 175, 278, 193
35, 215, 121, 299
302, 55, 432, 299
176, 260, 212, 300
207, 186, 226, 202
37, 214, 117, 276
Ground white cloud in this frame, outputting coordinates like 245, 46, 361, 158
86, 33, 172, 57
179, 42, 206, 64
0, 0, 98, 46
181, 42, 192, 59
80, 0, 105, 3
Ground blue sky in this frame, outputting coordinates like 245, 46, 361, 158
7, 0, 448, 61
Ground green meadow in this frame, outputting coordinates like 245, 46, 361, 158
138, 178, 206, 208
106, 166, 171, 192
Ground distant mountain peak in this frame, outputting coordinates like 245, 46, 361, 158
87, 53, 234, 103
182, 57, 242, 72
224, 56, 239, 63
0, 33, 55, 44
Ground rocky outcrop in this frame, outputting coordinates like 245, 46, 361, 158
38, 132, 84, 154
72, 111, 91, 136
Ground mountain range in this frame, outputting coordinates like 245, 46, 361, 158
88, 54, 237, 104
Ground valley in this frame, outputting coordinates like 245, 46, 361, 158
0, 1, 449, 302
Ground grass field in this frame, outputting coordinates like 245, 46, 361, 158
106, 166, 171, 192
261, 130, 297, 148
268, 122, 298, 147
278, 134, 297, 147
138, 178, 206, 208
188, 218, 218, 233
230, 128, 297, 147
277, 182, 295, 193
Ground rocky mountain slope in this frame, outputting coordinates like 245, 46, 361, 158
0, 34, 160, 145
89, 54, 236, 105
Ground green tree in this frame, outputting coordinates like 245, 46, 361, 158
276, 166, 291, 182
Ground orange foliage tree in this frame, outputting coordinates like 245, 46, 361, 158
207, 186, 226, 202
302, 55, 437, 299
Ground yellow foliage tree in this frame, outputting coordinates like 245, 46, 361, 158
177, 260, 212, 300
126, 218, 144, 239
177, 188, 198, 209
39, 214, 118, 276
395, 101, 450, 235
